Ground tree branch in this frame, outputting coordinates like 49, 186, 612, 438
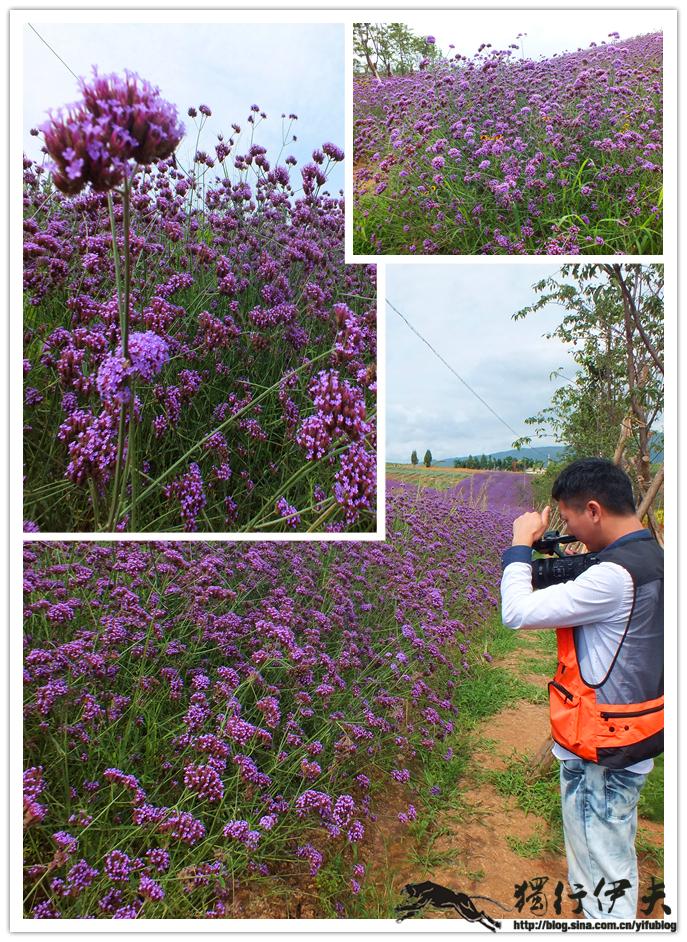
636, 465, 664, 522
610, 264, 664, 375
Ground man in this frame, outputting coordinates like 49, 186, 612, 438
500, 458, 663, 922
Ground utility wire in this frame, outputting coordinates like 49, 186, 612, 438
28, 23, 78, 80
386, 297, 519, 437
27, 23, 200, 186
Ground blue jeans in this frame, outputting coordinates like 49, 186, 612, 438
559, 757, 647, 921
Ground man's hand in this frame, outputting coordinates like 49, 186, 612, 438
512, 506, 550, 547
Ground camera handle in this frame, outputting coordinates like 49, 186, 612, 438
532, 530, 578, 557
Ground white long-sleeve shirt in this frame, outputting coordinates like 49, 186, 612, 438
500, 542, 652, 774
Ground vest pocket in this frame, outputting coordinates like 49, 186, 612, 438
548, 680, 581, 748
597, 702, 663, 747
599, 705, 663, 719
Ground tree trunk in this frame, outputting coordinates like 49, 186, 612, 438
613, 414, 633, 466
637, 465, 664, 525
365, 50, 381, 82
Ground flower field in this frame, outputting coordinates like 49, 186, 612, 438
447, 470, 533, 511
24, 73, 376, 533
22, 480, 529, 919
353, 32, 662, 255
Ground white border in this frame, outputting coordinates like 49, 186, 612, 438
7, 2, 679, 937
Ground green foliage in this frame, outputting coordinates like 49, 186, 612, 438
529, 458, 568, 509
423, 449, 432, 467
353, 23, 441, 77
638, 755, 664, 824
456, 453, 546, 471
512, 265, 663, 505
410, 449, 418, 465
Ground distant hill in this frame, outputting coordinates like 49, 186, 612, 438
435, 445, 568, 467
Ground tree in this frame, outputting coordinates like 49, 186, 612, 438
353, 22, 442, 77
513, 264, 663, 541
410, 449, 418, 466
423, 449, 432, 468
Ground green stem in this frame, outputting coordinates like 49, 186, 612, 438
88, 480, 100, 530
307, 499, 339, 532
121, 176, 131, 358
106, 192, 124, 332
129, 398, 138, 533
242, 441, 351, 531
106, 402, 128, 532
104, 175, 134, 531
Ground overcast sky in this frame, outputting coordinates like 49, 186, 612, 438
23, 21, 345, 192
386, 264, 579, 463
374, 10, 665, 61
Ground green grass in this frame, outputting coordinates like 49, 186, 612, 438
636, 832, 664, 872
491, 755, 564, 852
639, 755, 664, 823
517, 655, 559, 677
506, 830, 548, 859
480, 619, 521, 660
386, 463, 470, 491
455, 666, 546, 725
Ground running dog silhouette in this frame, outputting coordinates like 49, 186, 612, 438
395, 881, 509, 931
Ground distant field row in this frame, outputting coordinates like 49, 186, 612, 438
386, 463, 473, 490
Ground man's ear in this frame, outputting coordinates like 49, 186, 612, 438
587, 499, 603, 521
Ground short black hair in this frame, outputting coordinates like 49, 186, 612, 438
551, 458, 636, 515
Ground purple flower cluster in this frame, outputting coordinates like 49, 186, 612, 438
24, 93, 377, 532
96, 331, 169, 404
223, 819, 261, 849
23, 766, 47, 825
41, 68, 184, 194
164, 463, 206, 531
334, 442, 376, 522
22, 483, 509, 917
297, 370, 371, 460
183, 763, 224, 803
103, 849, 132, 882
275, 496, 300, 528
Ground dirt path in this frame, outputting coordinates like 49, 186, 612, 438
368, 630, 665, 923
225, 631, 664, 921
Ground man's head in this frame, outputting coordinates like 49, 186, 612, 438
551, 458, 641, 551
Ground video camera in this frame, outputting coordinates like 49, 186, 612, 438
531, 531, 600, 590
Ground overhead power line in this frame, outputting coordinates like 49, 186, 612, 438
28, 24, 78, 79
386, 297, 519, 437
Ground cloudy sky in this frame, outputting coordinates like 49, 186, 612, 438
386, 264, 579, 463
23, 19, 345, 192
375, 9, 665, 61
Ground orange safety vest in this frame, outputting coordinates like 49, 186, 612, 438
548, 532, 663, 769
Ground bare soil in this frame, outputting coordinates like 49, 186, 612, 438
223, 632, 664, 922
363, 630, 665, 924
